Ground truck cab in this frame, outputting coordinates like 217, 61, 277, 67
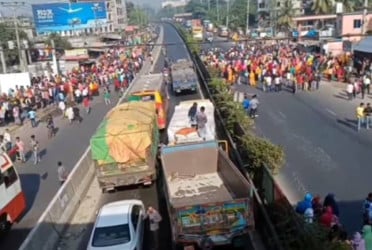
170, 59, 198, 95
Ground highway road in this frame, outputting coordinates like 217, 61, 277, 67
73, 22, 202, 250
202, 38, 372, 234
0, 87, 122, 249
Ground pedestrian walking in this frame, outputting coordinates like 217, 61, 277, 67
46, 115, 55, 138
66, 105, 74, 124
57, 161, 68, 186
15, 137, 26, 162
249, 95, 259, 119
365, 103, 372, 129
83, 97, 91, 114
356, 103, 366, 131
30, 135, 40, 164
146, 206, 162, 250
104, 89, 111, 105
28, 109, 37, 128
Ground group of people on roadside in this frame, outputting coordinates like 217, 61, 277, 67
356, 102, 372, 131
295, 192, 372, 250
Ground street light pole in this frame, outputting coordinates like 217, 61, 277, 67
226, 0, 230, 28
217, 0, 220, 23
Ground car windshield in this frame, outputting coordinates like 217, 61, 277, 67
92, 224, 131, 247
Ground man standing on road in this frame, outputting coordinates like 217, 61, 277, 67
356, 103, 366, 131
30, 135, 40, 164
57, 161, 68, 185
364, 103, 372, 129
364, 74, 371, 95
249, 95, 259, 119
28, 109, 37, 128
146, 206, 162, 250
15, 137, 26, 162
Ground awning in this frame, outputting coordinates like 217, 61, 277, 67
101, 34, 122, 40
353, 36, 372, 54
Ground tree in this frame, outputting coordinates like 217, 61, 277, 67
45, 33, 72, 51
126, 1, 149, 27
312, 0, 333, 14
277, 0, 294, 33
0, 23, 29, 66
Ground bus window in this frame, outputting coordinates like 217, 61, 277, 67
3, 167, 18, 188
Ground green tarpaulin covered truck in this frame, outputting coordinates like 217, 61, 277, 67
90, 102, 159, 192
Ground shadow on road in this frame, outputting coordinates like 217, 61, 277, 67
336, 118, 357, 131
333, 93, 349, 101
338, 199, 365, 235
19, 173, 41, 217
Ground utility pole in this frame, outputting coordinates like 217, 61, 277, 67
217, 0, 220, 23
92, 4, 99, 33
226, 0, 230, 28
207, 0, 210, 11
361, 0, 369, 35
0, 1, 26, 72
246, 0, 250, 35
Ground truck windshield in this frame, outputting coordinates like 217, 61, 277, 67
92, 224, 131, 247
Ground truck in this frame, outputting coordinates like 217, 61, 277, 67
90, 102, 159, 192
160, 99, 255, 249
170, 59, 198, 95
191, 19, 203, 41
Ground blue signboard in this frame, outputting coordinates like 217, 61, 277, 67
32, 2, 107, 33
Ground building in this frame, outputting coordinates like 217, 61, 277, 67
78, 0, 127, 32
257, 0, 304, 26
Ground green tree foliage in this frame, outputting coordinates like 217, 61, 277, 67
208, 77, 285, 173
0, 23, 29, 66
183, 0, 257, 30
175, 24, 201, 54
126, 1, 149, 27
45, 33, 72, 51
277, 0, 294, 32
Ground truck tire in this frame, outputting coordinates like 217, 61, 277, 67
0, 214, 11, 235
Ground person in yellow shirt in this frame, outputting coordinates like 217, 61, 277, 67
356, 103, 365, 131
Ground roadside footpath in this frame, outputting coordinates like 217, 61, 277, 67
55, 26, 164, 250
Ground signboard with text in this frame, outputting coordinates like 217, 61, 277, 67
32, 2, 107, 34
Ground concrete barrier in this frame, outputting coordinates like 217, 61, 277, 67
19, 25, 164, 250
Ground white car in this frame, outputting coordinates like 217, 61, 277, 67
87, 200, 146, 250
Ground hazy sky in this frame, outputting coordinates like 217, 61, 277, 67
0, 0, 162, 17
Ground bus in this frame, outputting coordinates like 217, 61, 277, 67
192, 26, 203, 41
128, 73, 169, 130
0, 152, 26, 235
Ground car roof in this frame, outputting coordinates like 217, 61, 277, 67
96, 201, 132, 227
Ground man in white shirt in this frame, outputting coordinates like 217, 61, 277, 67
196, 106, 208, 140
364, 75, 371, 95
57, 161, 68, 185
74, 88, 82, 103
65, 106, 74, 124
346, 82, 354, 100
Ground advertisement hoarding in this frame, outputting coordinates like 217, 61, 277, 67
32, 2, 107, 34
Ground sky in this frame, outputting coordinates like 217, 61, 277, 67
0, 0, 162, 17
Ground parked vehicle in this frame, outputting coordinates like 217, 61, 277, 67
90, 102, 159, 192
87, 200, 146, 250
160, 99, 254, 249
218, 26, 229, 37
170, 59, 198, 95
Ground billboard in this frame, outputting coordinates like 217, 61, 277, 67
32, 2, 107, 33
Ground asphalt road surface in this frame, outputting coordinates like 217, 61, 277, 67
202, 38, 372, 234
0, 87, 122, 249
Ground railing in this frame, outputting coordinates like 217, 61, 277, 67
19, 26, 164, 250
168, 21, 285, 250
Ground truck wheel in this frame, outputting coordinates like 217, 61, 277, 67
0, 214, 11, 234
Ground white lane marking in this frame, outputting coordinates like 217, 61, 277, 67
278, 111, 286, 119
326, 108, 337, 116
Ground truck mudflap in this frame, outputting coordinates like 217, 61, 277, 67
97, 169, 156, 190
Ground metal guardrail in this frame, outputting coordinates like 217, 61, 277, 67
168, 22, 285, 250
19, 26, 164, 250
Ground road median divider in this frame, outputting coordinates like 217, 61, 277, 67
19, 25, 164, 250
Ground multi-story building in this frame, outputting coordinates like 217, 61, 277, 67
257, 0, 304, 27
78, 0, 127, 33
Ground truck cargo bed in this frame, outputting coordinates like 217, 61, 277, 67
161, 141, 251, 208
167, 172, 232, 207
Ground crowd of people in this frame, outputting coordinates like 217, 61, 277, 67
200, 42, 371, 95
295, 192, 372, 250
0, 32, 154, 164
